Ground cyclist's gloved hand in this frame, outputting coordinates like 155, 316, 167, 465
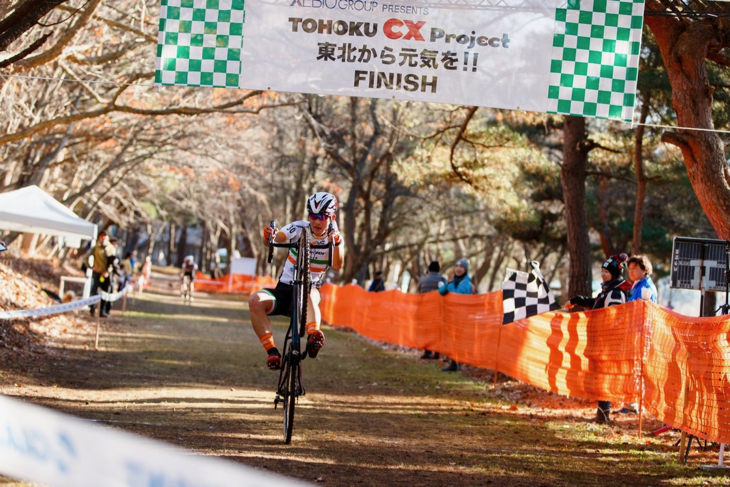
329, 228, 341, 245
263, 226, 278, 240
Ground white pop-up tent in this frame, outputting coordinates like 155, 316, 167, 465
0, 185, 97, 248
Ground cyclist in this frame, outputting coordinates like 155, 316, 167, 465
180, 255, 197, 298
249, 192, 343, 370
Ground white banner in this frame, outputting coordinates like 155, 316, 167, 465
0, 394, 304, 487
241, 0, 559, 112
156, 0, 645, 121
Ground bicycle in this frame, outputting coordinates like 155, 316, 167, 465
267, 220, 333, 443
180, 275, 193, 304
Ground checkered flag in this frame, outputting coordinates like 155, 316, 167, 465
546, 0, 645, 122
502, 261, 559, 325
155, 0, 244, 88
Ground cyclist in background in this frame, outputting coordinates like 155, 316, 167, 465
181, 255, 197, 295
249, 192, 343, 370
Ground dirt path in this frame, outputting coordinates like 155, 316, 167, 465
1, 286, 728, 486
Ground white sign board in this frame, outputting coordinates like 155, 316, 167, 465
230, 256, 257, 275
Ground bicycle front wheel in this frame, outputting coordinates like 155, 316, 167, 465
283, 358, 298, 444
295, 231, 310, 337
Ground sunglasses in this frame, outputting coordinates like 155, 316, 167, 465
308, 213, 329, 221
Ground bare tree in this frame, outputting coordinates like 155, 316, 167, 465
645, 3, 730, 239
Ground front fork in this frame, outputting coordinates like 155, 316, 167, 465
274, 348, 305, 408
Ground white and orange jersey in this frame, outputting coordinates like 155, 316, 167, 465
277, 220, 338, 286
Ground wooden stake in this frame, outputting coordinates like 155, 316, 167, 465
638, 304, 646, 439
494, 323, 503, 392
94, 313, 100, 351
679, 353, 691, 463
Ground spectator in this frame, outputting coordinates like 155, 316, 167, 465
129, 250, 138, 273
120, 251, 133, 291
369, 270, 386, 292
564, 253, 632, 423
627, 255, 658, 303
614, 254, 659, 416
84, 231, 116, 318
138, 255, 152, 293
417, 260, 446, 360
438, 258, 473, 372
104, 237, 122, 316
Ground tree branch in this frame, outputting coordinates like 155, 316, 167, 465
449, 106, 478, 185
0, 32, 49, 68
0, 88, 295, 146
14, 0, 102, 70
0, 0, 68, 52
661, 131, 691, 151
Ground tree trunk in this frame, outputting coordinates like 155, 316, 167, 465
473, 237, 499, 289
166, 222, 176, 267
632, 96, 650, 254
645, 15, 730, 240
124, 226, 141, 256
487, 240, 513, 292
597, 174, 615, 257
226, 228, 236, 276
200, 221, 209, 274
176, 224, 187, 267
561, 116, 592, 298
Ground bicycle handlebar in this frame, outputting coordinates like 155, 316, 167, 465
266, 222, 336, 266
327, 222, 334, 267
267, 220, 276, 264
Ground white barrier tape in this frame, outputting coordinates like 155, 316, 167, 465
149, 273, 181, 282
0, 394, 304, 487
99, 285, 132, 303
0, 296, 101, 320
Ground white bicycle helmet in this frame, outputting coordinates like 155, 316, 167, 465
307, 192, 338, 216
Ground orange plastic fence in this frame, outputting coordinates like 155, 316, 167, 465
192, 272, 276, 294
319, 283, 730, 443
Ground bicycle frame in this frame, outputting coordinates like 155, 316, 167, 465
268, 221, 334, 443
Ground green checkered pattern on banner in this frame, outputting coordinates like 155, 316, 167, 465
155, 0, 244, 88
547, 0, 644, 122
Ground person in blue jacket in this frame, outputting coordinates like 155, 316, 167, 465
627, 255, 658, 303
438, 257, 473, 372
614, 254, 658, 416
